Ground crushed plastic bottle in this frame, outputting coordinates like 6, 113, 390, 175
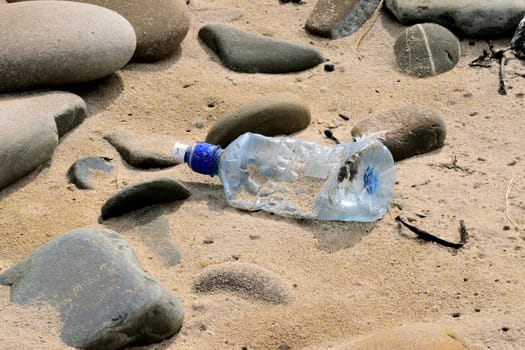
172, 133, 396, 222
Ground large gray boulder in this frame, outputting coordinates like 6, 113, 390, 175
8, 0, 191, 62
0, 1, 136, 92
0, 96, 59, 190
0, 227, 184, 350
385, 0, 525, 37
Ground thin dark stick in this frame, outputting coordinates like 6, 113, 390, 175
499, 55, 508, 95
338, 113, 350, 121
396, 216, 468, 249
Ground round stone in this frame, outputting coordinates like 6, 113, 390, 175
0, 1, 136, 92
205, 93, 311, 148
394, 23, 460, 77
351, 106, 446, 161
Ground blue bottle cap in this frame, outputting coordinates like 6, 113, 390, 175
185, 142, 222, 177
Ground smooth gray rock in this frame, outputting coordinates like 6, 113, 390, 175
351, 106, 446, 161
67, 157, 113, 190
0, 91, 87, 137
104, 131, 179, 169
198, 23, 324, 73
101, 177, 191, 220
0, 227, 184, 350
305, 0, 382, 39
385, 0, 525, 37
394, 23, 460, 77
0, 1, 136, 92
205, 93, 311, 148
8, 0, 190, 62
512, 15, 525, 58
0, 99, 58, 190
195, 263, 292, 304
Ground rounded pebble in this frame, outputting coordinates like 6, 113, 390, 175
394, 23, 460, 77
205, 93, 311, 148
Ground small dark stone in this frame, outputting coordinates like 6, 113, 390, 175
501, 326, 510, 332
101, 177, 191, 220
67, 157, 113, 190
324, 64, 335, 72
452, 312, 461, 318
503, 225, 511, 231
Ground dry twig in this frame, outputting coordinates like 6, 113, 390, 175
354, 0, 384, 59
505, 177, 519, 228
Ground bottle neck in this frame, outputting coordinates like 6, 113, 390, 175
184, 142, 222, 177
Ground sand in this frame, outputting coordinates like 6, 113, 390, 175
0, 1, 524, 349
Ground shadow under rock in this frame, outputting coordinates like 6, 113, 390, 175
124, 46, 182, 73
185, 181, 377, 253
62, 73, 124, 116
101, 201, 185, 234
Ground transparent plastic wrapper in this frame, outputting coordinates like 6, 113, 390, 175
173, 133, 396, 222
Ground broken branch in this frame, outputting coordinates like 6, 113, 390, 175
396, 216, 468, 249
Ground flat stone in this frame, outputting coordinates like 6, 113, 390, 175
305, 0, 382, 39
198, 23, 324, 73
351, 106, 446, 161
104, 131, 179, 169
0, 227, 184, 350
512, 15, 525, 58
0, 1, 136, 92
67, 157, 113, 190
0, 100, 58, 190
0, 91, 86, 138
194, 262, 292, 304
101, 177, 191, 220
385, 0, 525, 37
8, 0, 191, 62
394, 23, 460, 77
205, 93, 311, 148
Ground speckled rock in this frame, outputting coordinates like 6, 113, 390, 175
104, 131, 179, 169
305, 0, 382, 39
8, 0, 190, 62
67, 157, 113, 190
0, 98, 58, 190
0, 227, 184, 350
385, 0, 525, 37
205, 93, 311, 147
351, 106, 446, 161
394, 23, 460, 77
0, 91, 86, 137
0, 1, 136, 92
195, 263, 292, 304
101, 177, 191, 219
198, 23, 324, 73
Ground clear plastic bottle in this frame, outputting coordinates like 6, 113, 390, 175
172, 133, 395, 222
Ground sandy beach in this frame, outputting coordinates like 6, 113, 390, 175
0, 1, 524, 349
